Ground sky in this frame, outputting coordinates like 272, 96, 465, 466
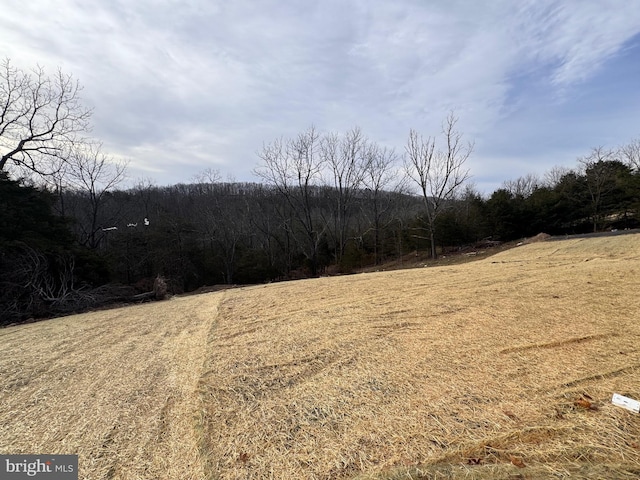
2, 0, 640, 194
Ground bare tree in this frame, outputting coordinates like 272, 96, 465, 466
131, 177, 157, 220
321, 127, 368, 262
46, 159, 72, 217
0, 59, 92, 175
211, 195, 247, 285
578, 146, 621, 232
193, 181, 249, 285
503, 173, 540, 198
254, 126, 327, 275
404, 113, 472, 258
619, 138, 640, 173
543, 165, 572, 188
362, 142, 402, 264
64, 144, 127, 249
192, 167, 222, 185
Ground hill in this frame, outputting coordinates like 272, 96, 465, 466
2, 234, 640, 479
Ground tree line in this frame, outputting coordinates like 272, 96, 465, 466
1, 59, 639, 324
3, 138, 639, 325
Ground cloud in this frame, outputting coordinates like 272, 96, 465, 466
1, 0, 639, 192
507, 4, 638, 92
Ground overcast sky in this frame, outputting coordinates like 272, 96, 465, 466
2, 0, 640, 193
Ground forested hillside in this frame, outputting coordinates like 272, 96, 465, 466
2, 147, 639, 325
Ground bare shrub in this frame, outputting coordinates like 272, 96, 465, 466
153, 275, 168, 300
0, 244, 107, 324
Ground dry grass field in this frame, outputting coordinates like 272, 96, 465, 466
2, 234, 640, 479
0, 296, 220, 479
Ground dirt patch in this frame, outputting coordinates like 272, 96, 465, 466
523, 232, 551, 244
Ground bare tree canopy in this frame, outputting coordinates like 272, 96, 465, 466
254, 126, 327, 275
503, 173, 540, 198
362, 142, 403, 264
619, 138, 640, 173
543, 165, 572, 188
0, 58, 92, 175
404, 112, 473, 258
61, 144, 128, 249
321, 127, 369, 262
191, 167, 222, 185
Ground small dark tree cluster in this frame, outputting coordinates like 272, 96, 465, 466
0, 173, 109, 324
483, 149, 640, 240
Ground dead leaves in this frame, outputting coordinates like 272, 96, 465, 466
573, 398, 596, 410
503, 410, 519, 421
553, 393, 600, 419
573, 393, 599, 411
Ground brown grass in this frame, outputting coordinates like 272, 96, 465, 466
0, 295, 222, 479
198, 235, 640, 479
2, 234, 640, 479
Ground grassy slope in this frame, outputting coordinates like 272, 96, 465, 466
0, 295, 222, 479
2, 234, 640, 479
198, 235, 640, 479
